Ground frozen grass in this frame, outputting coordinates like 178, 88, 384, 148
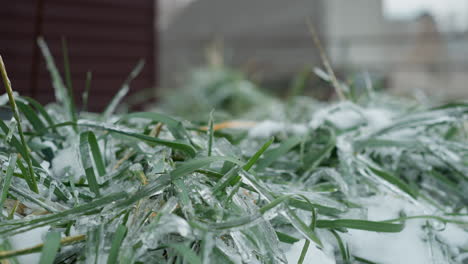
0, 44, 467, 264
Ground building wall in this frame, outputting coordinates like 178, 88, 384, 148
323, 0, 468, 98
161, 0, 468, 98
1, 0, 156, 111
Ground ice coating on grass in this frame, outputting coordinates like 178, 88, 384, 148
5, 119, 17, 142
1, 68, 467, 264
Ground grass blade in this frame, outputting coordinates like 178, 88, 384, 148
276, 231, 300, 244
368, 166, 418, 199
39, 231, 61, 264
170, 156, 243, 180
316, 219, 405, 233
0, 154, 17, 211
61, 37, 77, 130
87, 131, 106, 176
37, 38, 74, 123
0, 192, 127, 235
16, 101, 47, 134
167, 243, 202, 264
120, 112, 190, 141
0, 234, 85, 261
207, 110, 214, 156
330, 229, 351, 263
297, 240, 310, 264
255, 136, 302, 171
80, 132, 101, 197
78, 120, 197, 157
22, 97, 57, 133
0, 55, 38, 193
107, 224, 127, 264
243, 137, 274, 171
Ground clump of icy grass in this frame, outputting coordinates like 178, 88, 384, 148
0, 56, 467, 264
245, 98, 468, 263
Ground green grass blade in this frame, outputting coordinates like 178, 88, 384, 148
22, 97, 57, 133
78, 121, 197, 157
243, 137, 274, 171
167, 243, 202, 264
330, 229, 351, 263
239, 170, 323, 247
368, 166, 418, 199
255, 136, 302, 171
353, 255, 379, 264
0, 192, 128, 235
302, 128, 336, 171
15, 158, 37, 194
207, 110, 214, 156
276, 231, 300, 244
120, 112, 190, 141
61, 38, 77, 130
316, 219, 405, 233
37, 38, 73, 123
0, 120, 39, 167
297, 240, 310, 264
87, 132, 106, 176
39, 232, 61, 264
80, 132, 101, 197
0, 55, 38, 193
0, 154, 17, 210
8, 185, 60, 213
16, 101, 47, 134
170, 156, 243, 180
107, 224, 127, 264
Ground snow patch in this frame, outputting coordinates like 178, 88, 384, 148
248, 120, 307, 138
52, 146, 83, 180
10, 226, 50, 264
343, 194, 467, 264
285, 239, 336, 264
310, 103, 395, 131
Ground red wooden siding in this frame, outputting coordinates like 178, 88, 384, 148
1, 0, 157, 112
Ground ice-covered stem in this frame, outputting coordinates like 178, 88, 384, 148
307, 20, 346, 101
0, 55, 39, 193
0, 234, 86, 259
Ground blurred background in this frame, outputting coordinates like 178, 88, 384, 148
2, 0, 468, 110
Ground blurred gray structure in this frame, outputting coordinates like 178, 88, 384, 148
160, 0, 468, 99
159, 0, 325, 87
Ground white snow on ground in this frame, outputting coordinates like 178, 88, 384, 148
438, 222, 468, 249
248, 105, 396, 139
309, 103, 396, 131
362, 108, 395, 130
52, 146, 83, 180
343, 194, 468, 264
248, 120, 284, 138
248, 120, 307, 138
284, 194, 468, 263
346, 221, 431, 264
285, 239, 336, 264
10, 225, 49, 264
